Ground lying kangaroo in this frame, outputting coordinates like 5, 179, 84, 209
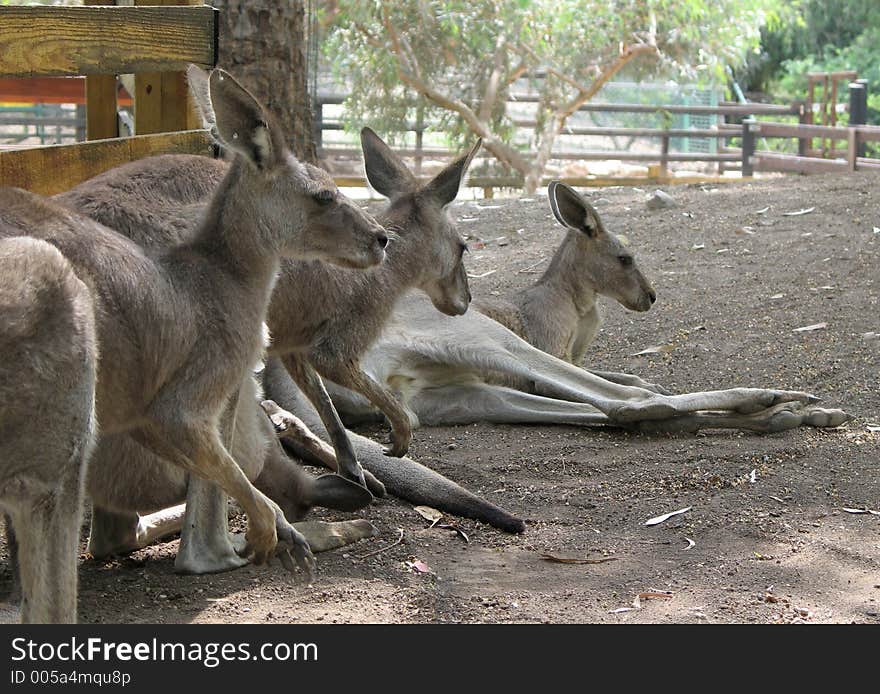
58, 128, 479, 482
0, 66, 388, 576
325, 182, 849, 435
0, 237, 97, 623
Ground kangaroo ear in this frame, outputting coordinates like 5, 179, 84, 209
311, 474, 374, 512
186, 65, 216, 131
548, 181, 600, 238
361, 127, 417, 198
204, 68, 279, 169
422, 137, 482, 207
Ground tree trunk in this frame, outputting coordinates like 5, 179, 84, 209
523, 113, 562, 194
212, 0, 317, 163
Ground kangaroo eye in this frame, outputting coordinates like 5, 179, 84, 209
618, 255, 633, 267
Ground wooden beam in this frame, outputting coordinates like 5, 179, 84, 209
0, 129, 212, 195
0, 5, 219, 78
85, 74, 119, 140
82, 0, 118, 141
753, 152, 848, 174
133, 1, 205, 135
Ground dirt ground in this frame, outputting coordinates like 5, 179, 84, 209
3, 171, 878, 624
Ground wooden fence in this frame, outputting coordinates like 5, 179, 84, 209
318, 80, 878, 191
0, 1, 216, 196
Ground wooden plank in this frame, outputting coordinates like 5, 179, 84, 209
856, 126, 880, 143
85, 74, 118, 140
0, 76, 132, 106
0, 129, 211, 195
756, 121, 851, 140
83, 0, 117, 141
753, 152, 848, 174
511, 123, 741, 138
133, 2, 205, 135
0, 6, 218, 78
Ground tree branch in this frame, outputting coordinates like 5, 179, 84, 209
379, 7, 530, 175
557, 43, 658, 122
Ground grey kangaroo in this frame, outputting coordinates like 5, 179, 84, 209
0, 237, 97, 623
58, 128, 479, 482
326, 182, 849, 435
0, 66, 388, 576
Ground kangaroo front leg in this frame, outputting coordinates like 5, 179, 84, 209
281, 354, 366, 487
322, 364, 415, 458
259, 399, 385, 498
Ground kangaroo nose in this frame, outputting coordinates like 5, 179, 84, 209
648, 290, 657, 304
377, 234, 389, 249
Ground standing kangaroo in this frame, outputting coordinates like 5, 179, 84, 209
58, 128, 479, 480
0, 66, 388, 576
324, 182, 849, 435
0, 237, 97, 623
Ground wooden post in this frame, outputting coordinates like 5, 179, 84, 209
795, 100, 809, 156
83, 0, 118, 140
659, 131, 669, 181
849, 81, 868, 158
847, 128, 859, 171
134, 0, 205, 135
741, 118, 756, 177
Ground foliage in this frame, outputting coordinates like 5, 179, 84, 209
324, 0, 774, 190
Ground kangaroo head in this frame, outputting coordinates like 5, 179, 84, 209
548, 181, 656, 312
188, 66, 387, 269
361, 127, 479, 316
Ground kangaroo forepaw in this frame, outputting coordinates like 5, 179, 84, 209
275, 517, 316, 582
383, 423, 412, 458
236, 504, 279, 566
362, 469, 387, 498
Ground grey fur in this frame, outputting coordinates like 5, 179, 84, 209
0, 237, 97, 623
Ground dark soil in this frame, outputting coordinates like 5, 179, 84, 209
4, 172, 879, 624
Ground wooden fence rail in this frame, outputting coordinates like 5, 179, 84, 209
741, 119, 880, 175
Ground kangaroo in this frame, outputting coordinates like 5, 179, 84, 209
58, 129, 480, 483
0, 237, 97, 623
324, 182, 849, 435
0, 66, 388, 576
473, 180, 664, 392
